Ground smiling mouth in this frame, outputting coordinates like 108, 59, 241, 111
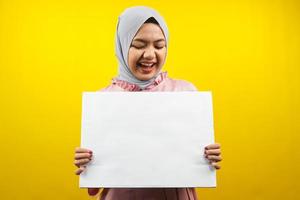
137, 62, 157, 73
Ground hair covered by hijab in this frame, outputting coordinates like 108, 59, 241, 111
115, 6, 169, 89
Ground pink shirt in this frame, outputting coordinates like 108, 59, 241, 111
96, 72, 199, 200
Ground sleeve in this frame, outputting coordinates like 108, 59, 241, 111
177, 80, 198, 91
88, 188, 100, 196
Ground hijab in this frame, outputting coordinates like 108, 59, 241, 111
115, 6, 169, 89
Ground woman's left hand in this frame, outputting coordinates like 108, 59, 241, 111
204, 143, 222, 170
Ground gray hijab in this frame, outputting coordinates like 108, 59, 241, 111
115, 6, 169, 89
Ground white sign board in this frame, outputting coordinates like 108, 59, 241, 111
80, 92, 216, 188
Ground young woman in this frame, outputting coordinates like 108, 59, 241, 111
74, 6, 222, 200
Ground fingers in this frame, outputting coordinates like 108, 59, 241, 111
205, 149, 221, 156
74, 147, 93, 171
206, 155, 222, 162
75, 166, 86, 175
75, 147, 93, 154
75, 152, 92, 160
204, 143, 221, 155
204, 143, 222, 170
74, 158, 91, 168
211, 162, 221, 170
205, 143, 221, 150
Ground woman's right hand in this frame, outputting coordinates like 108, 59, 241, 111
74, 147, 93, 175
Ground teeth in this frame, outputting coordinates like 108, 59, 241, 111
140, 63, 154, 67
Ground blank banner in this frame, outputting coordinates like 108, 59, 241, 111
80, 92, 216, 188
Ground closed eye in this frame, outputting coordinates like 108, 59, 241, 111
155, 45, 165, 49
131, 45, 145, 49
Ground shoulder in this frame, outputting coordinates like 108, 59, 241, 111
164, 77, 198, 91
97, 84, 125, 92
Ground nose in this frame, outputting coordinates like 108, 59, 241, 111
143, 47, 156, 60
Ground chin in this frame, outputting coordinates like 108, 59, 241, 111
137, 74, 156, 81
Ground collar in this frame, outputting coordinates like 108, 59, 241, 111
112, 71, 168, 91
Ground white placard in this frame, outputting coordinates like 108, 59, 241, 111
80, 92, 216, 188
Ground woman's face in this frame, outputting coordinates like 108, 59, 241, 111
128, 23, 167, 81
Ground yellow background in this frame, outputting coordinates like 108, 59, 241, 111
0, 0, 299, 199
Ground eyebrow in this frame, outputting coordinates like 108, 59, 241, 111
132, 38, 165, 43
